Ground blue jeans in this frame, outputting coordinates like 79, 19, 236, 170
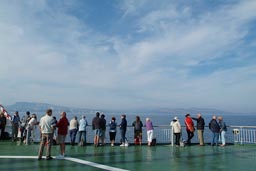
120, 129, 126, 144
186, 130, 194, 145
78, 131, 86, 145
211, 132, 219, 146
220, 131, 226, 145
70, 129, 77, 145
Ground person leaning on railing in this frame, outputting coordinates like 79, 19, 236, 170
218, 116, 227, 147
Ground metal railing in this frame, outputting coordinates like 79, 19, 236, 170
4, 125, 256, 145
230, 126, 256, 144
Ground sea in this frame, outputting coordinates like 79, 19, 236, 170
6, 111, 256, 130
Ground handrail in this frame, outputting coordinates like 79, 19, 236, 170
4, 124, 256, 145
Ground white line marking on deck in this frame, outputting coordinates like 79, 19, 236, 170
0, 156, 130, 171
65, 157, 129, 171
0, 156, 38, 159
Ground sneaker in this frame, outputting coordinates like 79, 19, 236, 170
56, 154, 64, 159
46, 156, 53, 160
120, 143, 125, 146
111, 143, 114, 147
124, 143, 129, 147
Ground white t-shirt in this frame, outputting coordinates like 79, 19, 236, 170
28, 117, 37, 130
39, 115, 53, 134
69, 118, 78, 130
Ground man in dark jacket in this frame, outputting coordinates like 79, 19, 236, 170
99, 114, 106, 146
192, 113, 205, 146
0, 112, 7, 139
119, 114, 127, 146
92, 112, 101, 147
209, 115, 221, 146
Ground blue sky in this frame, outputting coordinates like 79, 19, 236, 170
0, 0, 256, 113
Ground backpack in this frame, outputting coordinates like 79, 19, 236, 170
109, 121, 116, 130
134, 121, 142, 131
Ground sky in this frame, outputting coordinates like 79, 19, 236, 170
0, 0, 256, 113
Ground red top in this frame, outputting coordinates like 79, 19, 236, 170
185, 117, 194, 132
57, 117, 69, 135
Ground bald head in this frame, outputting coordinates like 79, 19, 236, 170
61, 112, 66, 118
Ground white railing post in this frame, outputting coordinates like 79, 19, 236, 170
171, 125, 174, 146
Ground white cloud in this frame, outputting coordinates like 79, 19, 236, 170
0, 0, 256, 112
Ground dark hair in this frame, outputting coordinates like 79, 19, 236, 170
46, 109, 52, 114
136, 116, 140, 122
26, 111, 30, 115
96, 112, 100, 117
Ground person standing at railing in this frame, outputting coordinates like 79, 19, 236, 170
109, 117, 117, 146
192, 113, 205, 146
56, 111, 69, 159
99, 114, 106, 146
145, 118, 154, 146
11, 111, 20, 141
20, 111, 31, 143
218, 116, 227, 147
132, 116, 143, 145
209, 115, 221, 146
25, 113, 38, 145
0, 112, 7, 140
119, 114, 128, 146
92, 112, 101, 147
69, 116, 79, 146
52, 116, 58, 144
78, 115, 88, 146
184, 114, 194, 145
171, 116, 182, 147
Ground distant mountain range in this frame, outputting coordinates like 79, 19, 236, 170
3, 102, 238, 116
4, 102, 96, 115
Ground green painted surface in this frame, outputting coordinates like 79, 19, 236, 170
0, 141, 256, 171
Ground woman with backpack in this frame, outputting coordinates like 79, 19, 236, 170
132, 116, 143, 145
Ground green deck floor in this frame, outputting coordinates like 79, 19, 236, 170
0, 141, 256, 171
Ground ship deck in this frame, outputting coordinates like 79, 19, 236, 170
0, 141, 256, 171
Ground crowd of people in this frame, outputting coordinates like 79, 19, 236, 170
35, 109, 156, 160
170, 113, 227, 147
0, 111, 39, 145
0, 109, 227, 160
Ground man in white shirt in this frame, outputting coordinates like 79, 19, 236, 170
38, 109, 54, 160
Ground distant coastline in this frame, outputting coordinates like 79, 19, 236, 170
4, 101, 254, 116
